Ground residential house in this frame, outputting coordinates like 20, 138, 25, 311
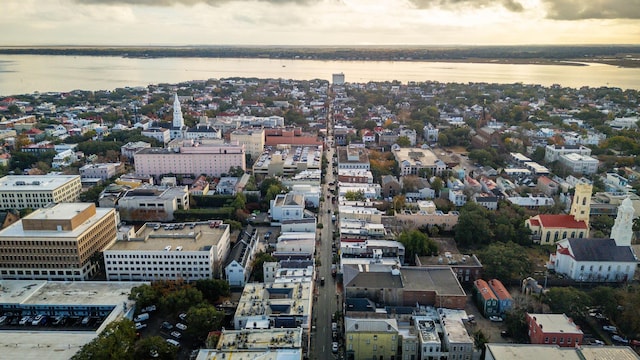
225, 226, 259, 287
473, 279, 499, 317
344, 318, 399, 360
537, 176, 559, 196
381, 175, 401, 198
270, 193, 305, 222
488, 279, 513, 315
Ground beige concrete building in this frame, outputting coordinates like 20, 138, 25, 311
0, 203, 118, 280
0, 175, 82, 210
230, 128, 265, 160
104, 220, 231, 280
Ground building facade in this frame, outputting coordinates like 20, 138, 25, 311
0, 203, 118, 281
104, 221, 230, 281
527, 313, 583, 347
134, 140, 245, 179
345, 318, 399, 360
230, 128, 265, 160
0, 175, 82, 210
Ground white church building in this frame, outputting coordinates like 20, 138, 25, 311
548, 197, 638, 282
170, 93, 187, 140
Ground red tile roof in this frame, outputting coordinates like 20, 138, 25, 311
537, 214, 588, 229
488, 279, 512, 301
529, 218, 540, 227
474, 279, 497, 301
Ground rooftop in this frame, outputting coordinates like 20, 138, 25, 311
486, 344, 640, 360
0, 175, 79, 191
393, 147, 440, 167
195, 349, 302, 360
528, 313, 583, 334
107, 221, 228, 252
218, 328, 302, 350
535, 214, 588, 229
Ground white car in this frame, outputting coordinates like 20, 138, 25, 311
489, 316, 503, 322
19, 316, 32, 325
332, 342, 339, 353
170, 331, 182, 339
135, 322, 147, 330
603, 325, 618, 333
178, 313, 187, 321
176, 323, 187, 331
612, 335, 629, 343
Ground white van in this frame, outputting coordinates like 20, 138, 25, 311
166, 339, 181, 348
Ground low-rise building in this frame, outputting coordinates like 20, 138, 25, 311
121, 141, 151, 160
253, 145, 322, 177
0, 175, 82, 210
393, 147, 445, 176
545, 144, 591, 163
104, 220, 230, 280
233, 280, 313, 330
486, 343, 640, 360
337, 145, 370, 170
80, 162, 122, 181
225, 227, 259, 287
345, 318, 399, 360
117, 185, 189, 222
270, 193, 305, 222
473, 279, 499, 317
526, 313, 583, 347
230, 128, 265, 159
559, 153, 598, 175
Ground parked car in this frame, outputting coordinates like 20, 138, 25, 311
135, 322, 147, 330
612, 335, 629, 343
489, 316, 503, 322
332, 322, 337, 331
0, 315, 7, 325
166, 339, 181, 348
592, 339, 605, 345
603, 325, 618, 333
19, 316, 32, 325
332, 342, 339, 353
170, 331, 182, 339
52, 315, 67, 326
81, 316, 91, 326
31, 315, 46, 326
141, 305, 156, 313
630, 339, 640, 346
176, 323, 187, 331
161, 321, 174, 330
500, 330, 510, 338
134, 313, 150, 322
178, 313, 187, 321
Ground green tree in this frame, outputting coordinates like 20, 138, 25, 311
543, 287, 592, 319
477, 242, 532, 280
251, 251, 277, 282
454, 202, 493, 247
160, 286, 204, 313
503, 308, 529, 342
344, 190, 366, 201
231, 192, 247, 210
396, 136, 411, 147
128, 284, 160, 310
472, 329, 490, 358
431, 177, 443, 196
133, 336, 178, 360
72, 320, 137, 360
265, 184, 285, 203
185, 304, 224, 342
195, 279, 230, 303
397, 229, 438, 265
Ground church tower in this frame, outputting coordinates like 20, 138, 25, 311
611, 197, 635, 246
570, 183, 592, 225
172, 93, 184, 130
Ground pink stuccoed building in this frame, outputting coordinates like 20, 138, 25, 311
134, 139, 245, 179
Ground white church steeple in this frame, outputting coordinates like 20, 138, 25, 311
172, 93, 184, 130
611, 197, 635, 247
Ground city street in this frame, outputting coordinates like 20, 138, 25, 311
310, 107, 340, 359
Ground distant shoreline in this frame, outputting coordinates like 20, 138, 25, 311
0, 46, 639, 68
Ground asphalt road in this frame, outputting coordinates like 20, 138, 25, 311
310, 112, 340, 359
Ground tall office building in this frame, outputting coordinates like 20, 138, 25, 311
0, 203, 118, 280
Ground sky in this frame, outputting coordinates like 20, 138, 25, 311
1, 0, 639, 46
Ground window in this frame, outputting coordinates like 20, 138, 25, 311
544, 337, 549, 343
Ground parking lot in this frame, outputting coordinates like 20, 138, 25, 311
134, 309, 199, 359
0, 313, 107, 331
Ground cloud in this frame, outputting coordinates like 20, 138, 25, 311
408, 0, 524, 12
73, 0, 311, 5
541, 0, 640, 20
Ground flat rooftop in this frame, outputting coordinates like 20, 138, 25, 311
196, 349, 302, 360
0, 175, 79, 191
107, 222, 228, 252
486, 344, 640, 360
0, 207, 114, 239
402, 267, 466, 295
528, 313, 583, 334
393, 147, 439, 166
218, 328, 302, 350
0, 280, 146, 306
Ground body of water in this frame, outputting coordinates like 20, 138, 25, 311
0, 54, 639, 96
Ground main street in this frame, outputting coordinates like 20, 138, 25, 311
310, 105, 340, 360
